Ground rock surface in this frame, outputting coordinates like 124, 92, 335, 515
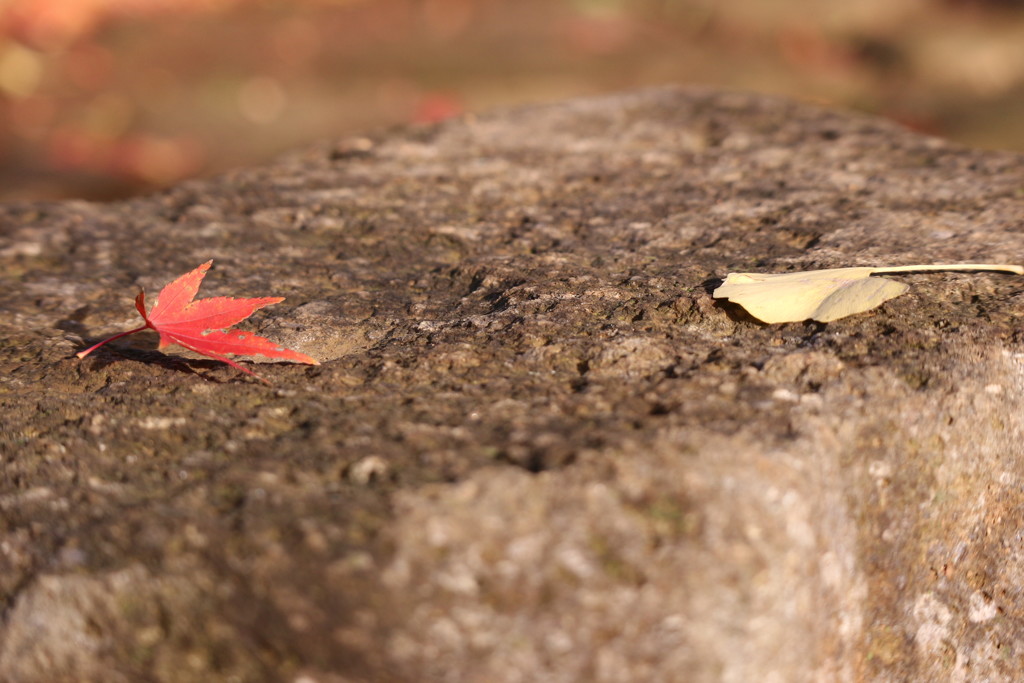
3, 87, 1024, 682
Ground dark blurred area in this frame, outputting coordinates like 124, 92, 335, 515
1, 0, 1023, 202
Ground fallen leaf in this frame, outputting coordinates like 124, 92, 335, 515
713, 263, 1024, 323
76, 260, 318, 383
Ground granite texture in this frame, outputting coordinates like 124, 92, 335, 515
3, 87, 1024, 681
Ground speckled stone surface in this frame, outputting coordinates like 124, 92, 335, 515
3, 87, 1024, 681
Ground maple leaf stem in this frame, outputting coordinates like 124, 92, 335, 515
75, 325, 149, 359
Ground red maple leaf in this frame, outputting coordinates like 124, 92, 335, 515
76, 260, 318, 383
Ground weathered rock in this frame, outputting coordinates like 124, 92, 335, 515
3, 87, 1024, 681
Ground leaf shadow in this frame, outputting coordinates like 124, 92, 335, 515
701, 277, 723, 295
53, 304, 91, 333
72, 335, 239, 384
702, 276, 769, 325
714, 298, 770, 325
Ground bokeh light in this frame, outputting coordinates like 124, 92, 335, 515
1, 0, 1023, 201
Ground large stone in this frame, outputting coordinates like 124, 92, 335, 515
2, 87, 1024, 681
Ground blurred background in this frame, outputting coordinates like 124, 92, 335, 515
1, 0, 1023, 202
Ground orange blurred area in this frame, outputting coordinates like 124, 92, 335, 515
1, 0, 1024, 201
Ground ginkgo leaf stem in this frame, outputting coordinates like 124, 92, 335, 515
870, 264, 1024, 275
75, 325, 149, 359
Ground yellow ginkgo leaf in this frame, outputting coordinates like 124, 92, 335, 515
713, 263, 1024, 324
